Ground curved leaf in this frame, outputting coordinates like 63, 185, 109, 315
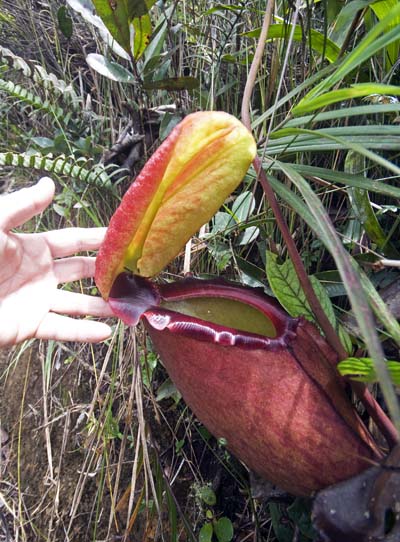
293, 83, 400, 115
86, 53, 135, 83
92, 0, 131, 54
244, 23, 340, 63
275, 160, 400, 430
338, 357, 400, 386
132, 13, 152, 59
266, 251, 337, 329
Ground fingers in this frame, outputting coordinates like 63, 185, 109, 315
0, 177, 55, 231
50, 290, 115, 317
35, 313, 113, 343
40, 227, 107, 258
53, 256, 97, 283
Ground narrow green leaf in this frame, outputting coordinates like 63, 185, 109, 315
338, 357, 400, 386
276, 163, 400, 200
268, 127, 400, 178
293, 83, 400, 115
300, 4, 400, 101
132, 13, 152, 59
244, 23, 340, 63
283, 103, 400, 129
86, 53, 135, 83
143, 76, 199, 90
370, 0, 400, 68
345, 151, 398, 257
143, 17, 167, 69
331, 0, 369, 44
204, 4, 244, 15
274, 160, 400, 430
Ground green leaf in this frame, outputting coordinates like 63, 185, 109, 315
282, 103, 400, 129
159, 113, 183, 141
268, 126, 400, 178
198, 486, 217, 506
332, 0, 370, 43
357, 265, 400, 348
132, 13, 152, 59
276, 163, 400, 200
214, 517, 234, 542
208, 240, 232, 271
139, 351, 157, 388
143, 17, 167, 69
231, 191, 255, 223
369, 0, 400, 68
345, 151, 398, 257
274, 160, 400, 431
212, 212, 232, 234
287, 498, 316, 539
143, 76, 200, 90
86, 53, 135, 83
338, 357, 400, 386
204, 4, 244, 15
295, 4, 400, 109
199, 523, 213, 542
237, 226, 259, 245
31, 136, 55, 149
244, 23, 340, 63
67, 0, 130, 59
265, 251, 337, 328
127, 0, 157, 17
269, 503, 293, 542
57, 6, 73, 38
156, 378, 181, 404
92, 0, 131, 54
293, 83, 400, 115
262, 169, 400, 351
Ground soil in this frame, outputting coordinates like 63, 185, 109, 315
0, 341, 263, 542
0, 344, 119, 541
1, 338, 293, 542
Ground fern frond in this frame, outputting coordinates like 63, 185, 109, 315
0, 78, 68, 122
0, 151, 114, 189
0, 45, 80, 106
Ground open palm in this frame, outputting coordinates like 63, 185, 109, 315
0, 178, 114, 347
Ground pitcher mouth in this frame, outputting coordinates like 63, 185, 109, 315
108, 272, 299, 351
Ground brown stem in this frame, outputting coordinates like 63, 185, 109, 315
240, 1, 398, 448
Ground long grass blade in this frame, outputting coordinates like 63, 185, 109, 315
275, 160, 400, 431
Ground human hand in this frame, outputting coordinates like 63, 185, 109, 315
0, 177, 114, 347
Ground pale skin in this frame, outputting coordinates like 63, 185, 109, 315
0, 177, 114, 347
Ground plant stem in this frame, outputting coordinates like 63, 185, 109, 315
240, 0, 399, 448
